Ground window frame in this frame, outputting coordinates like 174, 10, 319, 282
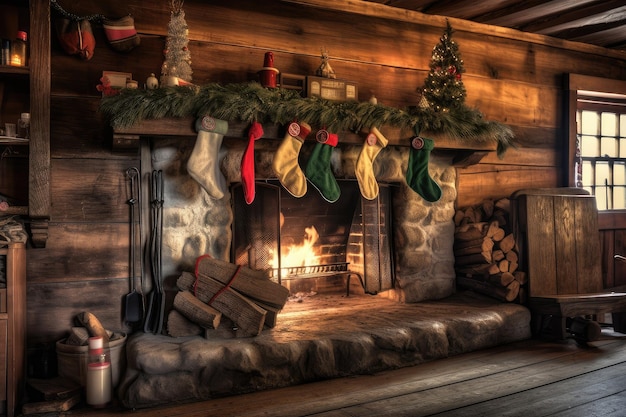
566, 74, 626, 228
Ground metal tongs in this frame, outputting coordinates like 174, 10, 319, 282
144, 170, 165, 334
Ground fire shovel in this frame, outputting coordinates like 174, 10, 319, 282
124, 167, 144, 324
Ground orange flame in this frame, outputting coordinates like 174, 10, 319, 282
270, 226, 321, 272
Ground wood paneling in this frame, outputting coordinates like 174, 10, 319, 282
26, 279, 130, 345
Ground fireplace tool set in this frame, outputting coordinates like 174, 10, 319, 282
144, 170, 165, 334
123, 167, 165, 333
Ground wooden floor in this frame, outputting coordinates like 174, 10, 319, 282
71, 329, 626, 417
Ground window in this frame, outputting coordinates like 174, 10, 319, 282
568, 75, 626, 211
576, 106, 626, 210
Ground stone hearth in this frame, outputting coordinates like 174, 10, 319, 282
118, 292, 530, 409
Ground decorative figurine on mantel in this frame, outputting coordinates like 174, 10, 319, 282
315, 47, 336, 79
160, 0, 193, 87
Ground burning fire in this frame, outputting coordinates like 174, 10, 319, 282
270, 225, 321, 273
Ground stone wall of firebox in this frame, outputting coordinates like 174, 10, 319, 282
151, 135, 457, 302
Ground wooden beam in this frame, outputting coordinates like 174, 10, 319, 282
282, 0, 626, 59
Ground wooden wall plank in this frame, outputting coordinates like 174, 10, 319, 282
27, 223, 129, 282
50, 159, 138, 222
26, 279, 129, 345
456, 165, 559, 207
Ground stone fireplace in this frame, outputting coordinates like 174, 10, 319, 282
117, 130, 531, 409
151, 132, 457, 303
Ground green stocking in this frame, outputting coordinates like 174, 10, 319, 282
406, 136, 442, 202
305, 130, 340, 203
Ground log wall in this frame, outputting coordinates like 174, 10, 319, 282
24, 0, 626, 345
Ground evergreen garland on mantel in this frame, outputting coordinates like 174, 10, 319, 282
100, 82, 514, 154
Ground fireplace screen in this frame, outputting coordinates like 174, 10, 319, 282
231, 180, 394, 294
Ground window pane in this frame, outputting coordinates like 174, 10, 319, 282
595, 161, 610, 210
601, 136, 618, 157
615, 162, 626, 209
581, 160, 593, 187
581, 110, 598, 135
581, 135, 599, 157
601, 112, 617, 137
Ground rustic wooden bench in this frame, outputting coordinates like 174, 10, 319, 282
510, 188, 626, 340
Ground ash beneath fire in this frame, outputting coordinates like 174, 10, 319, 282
288, 291, 319, 303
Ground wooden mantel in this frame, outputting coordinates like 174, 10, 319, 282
113, 117, 497, 167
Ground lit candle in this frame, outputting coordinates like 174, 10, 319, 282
10, 55, 21, 66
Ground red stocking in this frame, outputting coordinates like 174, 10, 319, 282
241, 121, 264, 204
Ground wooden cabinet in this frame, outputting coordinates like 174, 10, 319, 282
0, 0, 50, 247
0, 243, 26, 417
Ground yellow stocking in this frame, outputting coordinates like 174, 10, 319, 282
272, 121, 311, 197
355, 127, 388, 200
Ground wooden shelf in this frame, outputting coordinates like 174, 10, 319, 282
0, 137, 29, 145
0, 65, 29, 76
113, 117, 497, 166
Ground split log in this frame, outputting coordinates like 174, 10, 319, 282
255, 300, 281, 328
178, 271, 267, 336
76, 312, 109, 342
487, 222, 505, 241
498, 233, 516, 253
455, 264, 491, 277
495, 198, 510, 212
488, 272, 515, 287
453, 210, 465, 226
457, 277, 520, 302
488, 263, 501, 275
453, 237, 483, 250
481, 199, 494, 219
453, 237, 494, 257
514, 271, 528, 285
196, 256, 289, 309
492, 249, 505, 262
166, 309, 203, 337
204, 317, 257, 339
455, 251, 492, 266
173, 290, 222, 329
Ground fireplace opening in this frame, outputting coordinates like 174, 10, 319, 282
231, 180, 395, 296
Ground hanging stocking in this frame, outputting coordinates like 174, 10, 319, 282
272, 121, 311, 198
355, 127, 388, 200
187, 115, 229, 199
305, 129, 340, 203
241, 121, 264, 204
406, 135, 442, 202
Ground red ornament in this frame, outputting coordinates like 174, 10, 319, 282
456, 73, 462, 80
448, 65, 456, 75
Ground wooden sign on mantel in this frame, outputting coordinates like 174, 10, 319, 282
112, 118, 496, 166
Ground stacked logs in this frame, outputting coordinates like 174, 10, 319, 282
168, 256, 290, 338
454, 198, 526, 303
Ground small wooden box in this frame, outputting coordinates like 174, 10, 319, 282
306, 76, 358, 101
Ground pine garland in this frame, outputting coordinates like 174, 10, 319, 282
100, 82, 514, 154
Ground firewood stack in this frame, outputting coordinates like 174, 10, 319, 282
453, 198, 526, 303
169, 256, 290, 338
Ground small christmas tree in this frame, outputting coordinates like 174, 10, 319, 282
421, 20, 466, 112
161, 0, 193, 84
